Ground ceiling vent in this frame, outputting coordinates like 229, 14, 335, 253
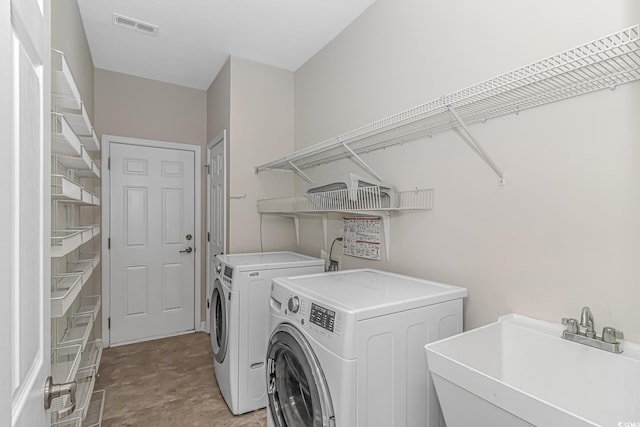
113, 13, 159, 36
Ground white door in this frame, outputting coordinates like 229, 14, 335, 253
1, 0, 51, 426
205, 131, 226, 331
109, 142, 196, 345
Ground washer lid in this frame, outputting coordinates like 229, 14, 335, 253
217, 251, 324, 271
275, 269, 467, 320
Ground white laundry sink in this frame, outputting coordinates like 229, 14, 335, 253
425, 314, 640, 427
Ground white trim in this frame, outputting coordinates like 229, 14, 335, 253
101, 134, 202, 347
205, 130, 227, 334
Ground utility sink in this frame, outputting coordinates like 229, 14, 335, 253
425, 314, 640, 427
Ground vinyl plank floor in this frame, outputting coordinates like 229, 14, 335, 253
96, 332, 267, 426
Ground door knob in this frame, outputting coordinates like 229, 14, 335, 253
44, 376, 77, 418
180, 247, 193, 253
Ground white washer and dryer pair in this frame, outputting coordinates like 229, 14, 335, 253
210, 251, 325, 415
266, 269, 468, 427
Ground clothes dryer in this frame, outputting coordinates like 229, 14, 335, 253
210, 251, 324, 415
266, 269, 467, 427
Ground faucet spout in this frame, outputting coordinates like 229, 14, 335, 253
580, 306, 595, 338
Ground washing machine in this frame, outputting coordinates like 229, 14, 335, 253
210, 251, 325, 415
266, 269, 467, 427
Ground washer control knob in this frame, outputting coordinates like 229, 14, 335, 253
288, 296, 300, 313
215, 264, 222, 273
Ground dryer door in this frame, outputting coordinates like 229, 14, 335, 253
267, 323, 335, 427
210, 278, 228, 363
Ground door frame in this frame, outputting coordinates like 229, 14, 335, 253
101, 135, 202, 347
205, 130, 227, 333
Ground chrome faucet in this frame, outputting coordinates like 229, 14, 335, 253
561, 306, 624, 354
580, 306, 596, 338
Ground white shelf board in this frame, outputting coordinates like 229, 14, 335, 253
74, 161, 101, 179
51, 230, 84, 258
78, 340, 103, 372
57, 146, 92, 171
79, 130, 100, 152
51, 50, 82, 110
59, 314, 94, 351
76, 296, 101, 322
52, 175, 82, 202
51, 274, 84, 318
256, 24, 640, 178
51, 345, 82, 385
52, 114, 82, 156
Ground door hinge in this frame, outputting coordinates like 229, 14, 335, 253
207, 232, 210, 242
108, 157, 111, 170
108, 317, 111, 329
204, 164, 210, 175
207, 299, 210, 309
108, 238, 111, 250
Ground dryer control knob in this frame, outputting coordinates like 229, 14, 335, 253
216, 264, 222, 273
288, 296, 300, 313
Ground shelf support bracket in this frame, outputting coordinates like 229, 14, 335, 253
268, 214, 300, 246
340, 141, 383, 182
322, 215, 328, 251
288, 161, 315, 185
447, 106, 505, 186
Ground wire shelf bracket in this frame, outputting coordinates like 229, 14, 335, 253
447, 106, 505, 186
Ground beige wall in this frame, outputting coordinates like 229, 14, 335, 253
227, 57, 296, 253
95, 69, 208, 320
292, 0, 640, 340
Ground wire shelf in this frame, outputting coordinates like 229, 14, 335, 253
57, 146, 92, 171
52, 369, 96, 426
257, 187, 434, 214
75, 161, 101, 179
51, 345, 82, 385
81, 390, 105, 427
61, 102, 92, 137
79, 130, 100, 152
256, 24, 640, 173
52, 175, 82, 202
51, 50, 82, 110
58, 314, 94, 351
51, 274, 84, 318
79, 252, 101, 270
52, 113, 82, 156
78, 340, 103, 372
76, 296, 101, 322
51, 230, 84, 258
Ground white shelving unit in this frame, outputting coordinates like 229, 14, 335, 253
50, 49, 103, 426
258, 187, 434, 260
256, 25, 640, 185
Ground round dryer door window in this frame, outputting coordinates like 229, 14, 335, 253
210, 278, 228, 363
267, 324, 335, 427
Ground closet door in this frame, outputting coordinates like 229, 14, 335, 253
1, 0, 51, 426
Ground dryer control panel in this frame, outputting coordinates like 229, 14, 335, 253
222, 265, 233, 285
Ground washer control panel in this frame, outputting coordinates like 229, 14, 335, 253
222, 265, 233, 285
309, 303, 335, 332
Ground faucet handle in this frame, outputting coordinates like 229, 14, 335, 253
562, 318, 579, 333
602, 327, 624, 344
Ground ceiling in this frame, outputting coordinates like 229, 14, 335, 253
76, 0, 377, 90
